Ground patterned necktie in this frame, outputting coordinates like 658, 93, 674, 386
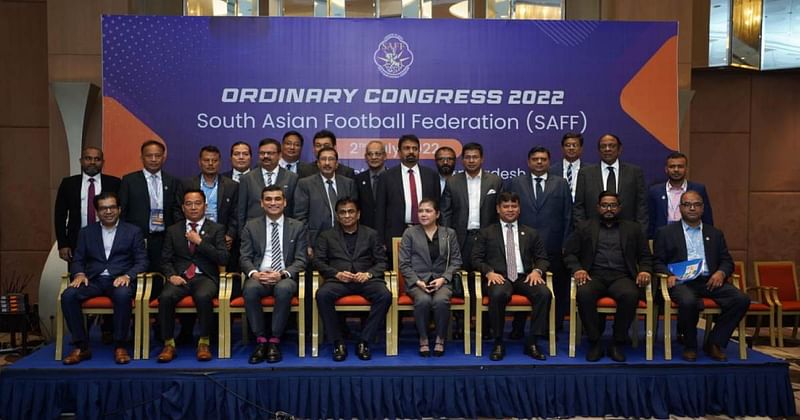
606, 166, 617, 194
566, 163, 574, 190
326, 179, 337, 226
408, 169, 419, 224
534, 177, 544, 205
265, 172, 274, 186
270, 222, 283, 271
185, 222, 198, 280
87, 178, 96, 224
505, 223, 518, 281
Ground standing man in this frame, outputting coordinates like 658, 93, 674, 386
648, 152, 714, 239
156, 190, 229, 363
184, 145, 238, 253
60, 191, 148, 365
472, 191, 551, 361
314, 198, 391, 361
654, 190, 747, 362
354, 140, 386, 229
434, 146, 457, 194
564, 192, 652, 362
297, 130, 356, 178
549, 132, 584, 201
279, 131, 304, 175
238, 138, 298, 227
240, 186, 308, 363
573, 133, 648, 235
223, 141, 252, 182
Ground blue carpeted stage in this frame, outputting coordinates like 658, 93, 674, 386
1, 323, 795, 420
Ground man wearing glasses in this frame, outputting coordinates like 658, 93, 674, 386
238, 138, 298, 227
434, 146, 457, 194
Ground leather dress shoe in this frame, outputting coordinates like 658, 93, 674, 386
249, 343, 268, 364
704, 343, 728, 362
682, 347, 698, 362
333, 342, 348, 362
63, 348, 92, 365
115, 347, 131, 364
157, 345, 177, 363
524, 344, 546, 361
489, 343, 505, 361
356, 341, 371, 361
266, 342, 282, 363
196, 343, 213, 362
585, 342, 603, 362
607, 344, 626, 362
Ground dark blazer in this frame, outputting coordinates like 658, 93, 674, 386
506, 173, 572, 255
375, 164, 440, 247
239, 216, 308, 280
573, 162, 648, 234
119, 170, 184, 237
313, 225, 387, 281
354, 169, 382, 229
183, 175, 239, 240
440, 170, 503, 248
297, 161, 356, 179
563, 219, 653, 279
54, 173, 121, 250
69, 221, 148, 281
237, 167, 298, 227
653, 221, 733, 279
647, 181, 714, 239
161, 219, 229, 284
293, 174, 358, 247
472, 222, 550, 278
398, 225, 462, 289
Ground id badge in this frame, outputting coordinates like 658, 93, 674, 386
150, 208, 165, 226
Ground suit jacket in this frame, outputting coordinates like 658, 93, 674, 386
354, 169, 382, 229
653, 221, 733, 279
54, 173, 121, 250
293, 174, 358, 247
297, 161, 356, 179
563, 219, 653, 279
440, 170, 503, 248
69, 221, 148, 281
573, 162, 649, 234
472, 222, 550, 278
183, 175, 239, 240
313, 225, 387, 281
647, 181, 714, 239
375, 164, 440, 247
237, 167, 298, 227
398, 225, 462, 290
506, 173, 572, 255
239, 216, 308, 280
119, 170, 184, 237
161, 219, 229, 283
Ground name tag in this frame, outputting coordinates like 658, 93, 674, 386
150, 208, 165, 226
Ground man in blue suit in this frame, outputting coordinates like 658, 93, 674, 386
647, 152, 713, 239
61, 191, 148, 365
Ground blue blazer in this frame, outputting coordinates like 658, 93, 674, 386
647, 181, 713, 239
69, 221, 149, 281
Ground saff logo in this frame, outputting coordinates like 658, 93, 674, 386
373, 34, 414, 79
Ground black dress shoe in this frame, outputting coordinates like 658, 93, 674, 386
249, 343, 268, 364
489, 343, 505, 361
608, 344, 626, 362
333, 342, 348, 362
356, 341, 371, 361
266, 342, 282, 363
704, 343, 728, 362
682, 347, 698, 362
585, 342, 603, 362
524, 344, 546, 361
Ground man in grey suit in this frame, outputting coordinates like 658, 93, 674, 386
240, 185, 308, 363
238, 138, 298, 228
297, 130, 356, 179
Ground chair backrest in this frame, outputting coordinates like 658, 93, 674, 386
754, 261, 798, 302
391, 237, 407, 295
733, 261, 746, 291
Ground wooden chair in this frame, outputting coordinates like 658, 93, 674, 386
140, 272, 227, 359
219, 272, 305, 358
474, 271, 556, 357
54, 273, 146, 360
568, 278, 653, 360
734, 261, 775, 347
311, 271, 394, 357
754, 261, 799, 347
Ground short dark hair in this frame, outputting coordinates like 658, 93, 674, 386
93, 191, 119, 209
461, 142, 483, 157
335, 197, 359, 212
398, 134, 420, 149
435, 146, 456, 158
527, 146, 551, 159
497, 191, 520, 204
183, 188, 207, 202
419, 197, 439, 212
199, 145, 220, 157
317, 145, 338, 160
562, 132, 584, 147
313, 130, 337, 146
283, 131, 305, 147
258, 138, 281, 153
230, 141, 251, 156
598, 133, 622, 147
666, 151, 687, 162
261, 185, 285, 199
598, 191, 620, 204
141, 140, 165, 154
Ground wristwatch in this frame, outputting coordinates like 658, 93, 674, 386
367, 273, 374, 280
281, 270, 291, 280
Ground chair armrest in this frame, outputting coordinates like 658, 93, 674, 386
134, 273, 146, 302
298, 272, 305, 301
473, 271, 482, 303
545, 271, 554, 294
59, 274, 69, 294
144, 272, 166, 301
657, 273, 671, 305
644, 281, 653, 305
459, 270, 470, 299
312, 270, 321, 293
389, 271, 398, 298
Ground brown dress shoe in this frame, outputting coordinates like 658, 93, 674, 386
114, 347, 131, 364
704, 343, 728, 362
63, 348, 92, 365
157, 345, 177, 363
196, 343, 213, 362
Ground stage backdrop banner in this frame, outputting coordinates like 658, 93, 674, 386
102, 16, 677, 181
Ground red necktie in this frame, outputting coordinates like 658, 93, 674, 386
408, 169, 419, 224
185, 222, 198, 280
87, 178, 96, 224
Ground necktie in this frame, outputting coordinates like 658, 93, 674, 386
87, 178, 96, 224
233, 172, 240, 183
534, 177, 544, 205
408, 169, 419, 224
326, 179, 337, 226
606, 166, 617, 194
505, 223, 518, 281
286, 163, 293, 173
148, 174, 160, 209
265, 172, 274, 186
185, 222, 198, 280
270, 222, 283, 271
566, 163, 574, 190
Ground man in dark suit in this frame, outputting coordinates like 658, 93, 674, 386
549, 132, 584, 202
434, 146, 457, 194
354, 140, 386, 229
472, 191, 551, 361
155, 190, 229, 363
279, 131, 305, 175
506, 146, 572, 333
238, 138, 298, 226
654, 190, 748, 362
648, 152, 714, 239
375, 134, 440, 254
222, 141, 252, 183
564, 192, 652, 362
573, 133, 648, 235
184, 146, 239, 251
297, 130, 356, 179
60, 191, 148, 365
240, 186, 308, 363
314, 198, 391, 362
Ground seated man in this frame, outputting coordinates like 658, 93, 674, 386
473, 191, 551, 361
314, 198, 391, 361
61, 191, 148, 365
564, 191, 652, 362
654, 190, 749, 362
156, 189, 229, 363
240, 186, 307, 364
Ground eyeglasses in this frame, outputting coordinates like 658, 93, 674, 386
598, 203, 619, 209
680, 202, 704, 209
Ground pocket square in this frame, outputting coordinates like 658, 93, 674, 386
487, 189, 497, 195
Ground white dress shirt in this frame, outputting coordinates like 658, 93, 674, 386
401, 163, 423, 224
80, 173, 103, 227
256, 215, 285, 274
500, 221, 524, 276
466, 171, 482, 230
100, 221, 119, 276
562, 158, 580, 200
600, 160, 620, 192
